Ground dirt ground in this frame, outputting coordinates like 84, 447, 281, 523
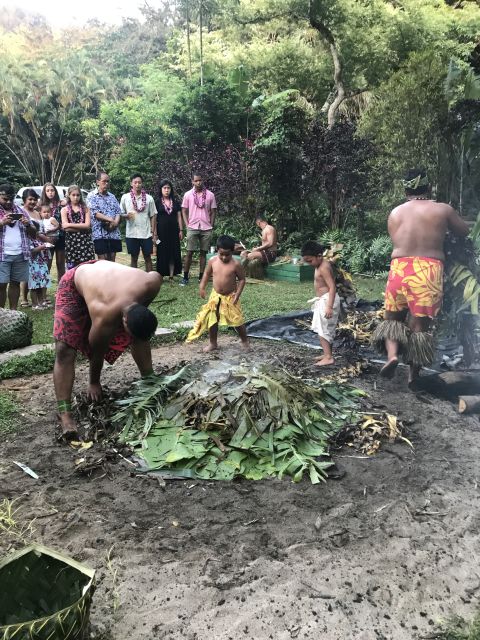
1, 338, 480, 640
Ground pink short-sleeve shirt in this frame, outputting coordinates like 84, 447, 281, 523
181, 188, 217, 231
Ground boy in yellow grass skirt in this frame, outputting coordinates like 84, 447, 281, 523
187, 235, 250, 352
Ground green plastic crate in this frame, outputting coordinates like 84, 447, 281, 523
206, 253, 314, 283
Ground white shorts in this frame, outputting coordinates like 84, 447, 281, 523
309, 293, 341, 344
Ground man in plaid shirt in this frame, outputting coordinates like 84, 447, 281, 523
0, 183, 37, 310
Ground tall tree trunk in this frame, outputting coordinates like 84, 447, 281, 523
185, 0, 192, 78
459, 133, 465, 214
199, 0, 204, 86
309, 1, 344, 129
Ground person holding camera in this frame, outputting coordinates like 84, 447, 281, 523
0, 183, 37, 310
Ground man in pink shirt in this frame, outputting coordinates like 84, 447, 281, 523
180, 173, 217, 286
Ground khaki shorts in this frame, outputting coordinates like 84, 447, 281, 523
186, 228, 212, 253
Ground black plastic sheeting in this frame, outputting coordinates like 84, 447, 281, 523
247, 309, 321, 349
245, 301, 467, 370
245, 300, 380, 351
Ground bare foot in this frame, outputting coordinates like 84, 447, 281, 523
57, 413, 80, 442
203, 344, 218, 353
241, 341, 251, 351
87, 382, 103, 402
315, 357, 335, 366
380, 357, 399, 379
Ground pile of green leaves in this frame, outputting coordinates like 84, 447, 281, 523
113, 363, 364, 484
0, 349, 55, 380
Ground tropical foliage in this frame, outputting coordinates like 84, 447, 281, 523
0, 0, 479, 253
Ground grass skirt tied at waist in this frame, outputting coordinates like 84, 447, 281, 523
53, 262, 132, 364
186, 289, 245, 343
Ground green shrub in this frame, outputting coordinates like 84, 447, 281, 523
319, 229, 392, 275
367, 235, 393, 273
0, 348, 55, 380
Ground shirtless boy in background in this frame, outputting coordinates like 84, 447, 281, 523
187, 235, 250, 352
301, 241, 340, 366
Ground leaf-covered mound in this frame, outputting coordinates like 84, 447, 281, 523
113, 363, 364, 484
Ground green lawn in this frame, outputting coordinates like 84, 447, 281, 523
17, 253, 385, 346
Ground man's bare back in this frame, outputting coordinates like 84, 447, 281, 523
75, 261, 161, 324
262, 224, 278, 252
209, 255, 243, 296
388, 199, 468, 261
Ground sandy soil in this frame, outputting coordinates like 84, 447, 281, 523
1, 338, 480, 640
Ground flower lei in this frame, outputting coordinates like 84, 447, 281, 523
131, 189, 147, 212
193, 187, 207, 209
67, 203, 85, 224
162, 197, 173, 215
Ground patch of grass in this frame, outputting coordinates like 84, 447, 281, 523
435, 614, 480, 640
354, 275, 385, 301
0, 390, 20, 433
0, 498, 36, 542
0, 348, 55, 380
21, 305, 55, 345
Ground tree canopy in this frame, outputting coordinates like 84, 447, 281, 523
0, 0, 479, 240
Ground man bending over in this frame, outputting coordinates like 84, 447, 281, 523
53, 260, 162, 438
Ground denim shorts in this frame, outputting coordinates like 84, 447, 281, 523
93, 238, 122, 256
0, 254, 29, 284
126, 237, 153, 258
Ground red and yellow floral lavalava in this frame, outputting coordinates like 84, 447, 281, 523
384, 257, 443, 318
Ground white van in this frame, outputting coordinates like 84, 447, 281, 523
14, 186, 89, 207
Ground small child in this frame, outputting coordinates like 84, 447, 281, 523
301, 241, 341, 366
28, 222, 51, 310
40, 204, 59, 247
186, 235, 250, 352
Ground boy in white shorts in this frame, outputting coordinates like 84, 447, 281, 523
301, 241, 340, 366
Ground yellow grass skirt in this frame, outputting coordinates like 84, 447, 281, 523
186, 289, 245, 342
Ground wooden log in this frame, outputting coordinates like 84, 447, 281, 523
458, 395, 480, 414
409, 371, 480, 401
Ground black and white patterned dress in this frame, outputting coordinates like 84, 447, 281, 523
64, 208, 96, 269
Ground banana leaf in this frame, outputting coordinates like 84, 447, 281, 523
113, 363, 365, 484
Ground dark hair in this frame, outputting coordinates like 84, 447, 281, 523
22, 188, 39, 202
125, 304, 158, 341
192, 172, 202, 179
0, 183, 15, 197
403, 168, 429, 196
130, 173, 143, 182
301, 241, 325, 257
216, 235, 235, 251
159, 179, 176, 201
96, 170, 109, 181
256, 213, 269, 224
40, 182, 60, 207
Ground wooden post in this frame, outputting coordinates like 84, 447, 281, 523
458, 395, 480, 414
